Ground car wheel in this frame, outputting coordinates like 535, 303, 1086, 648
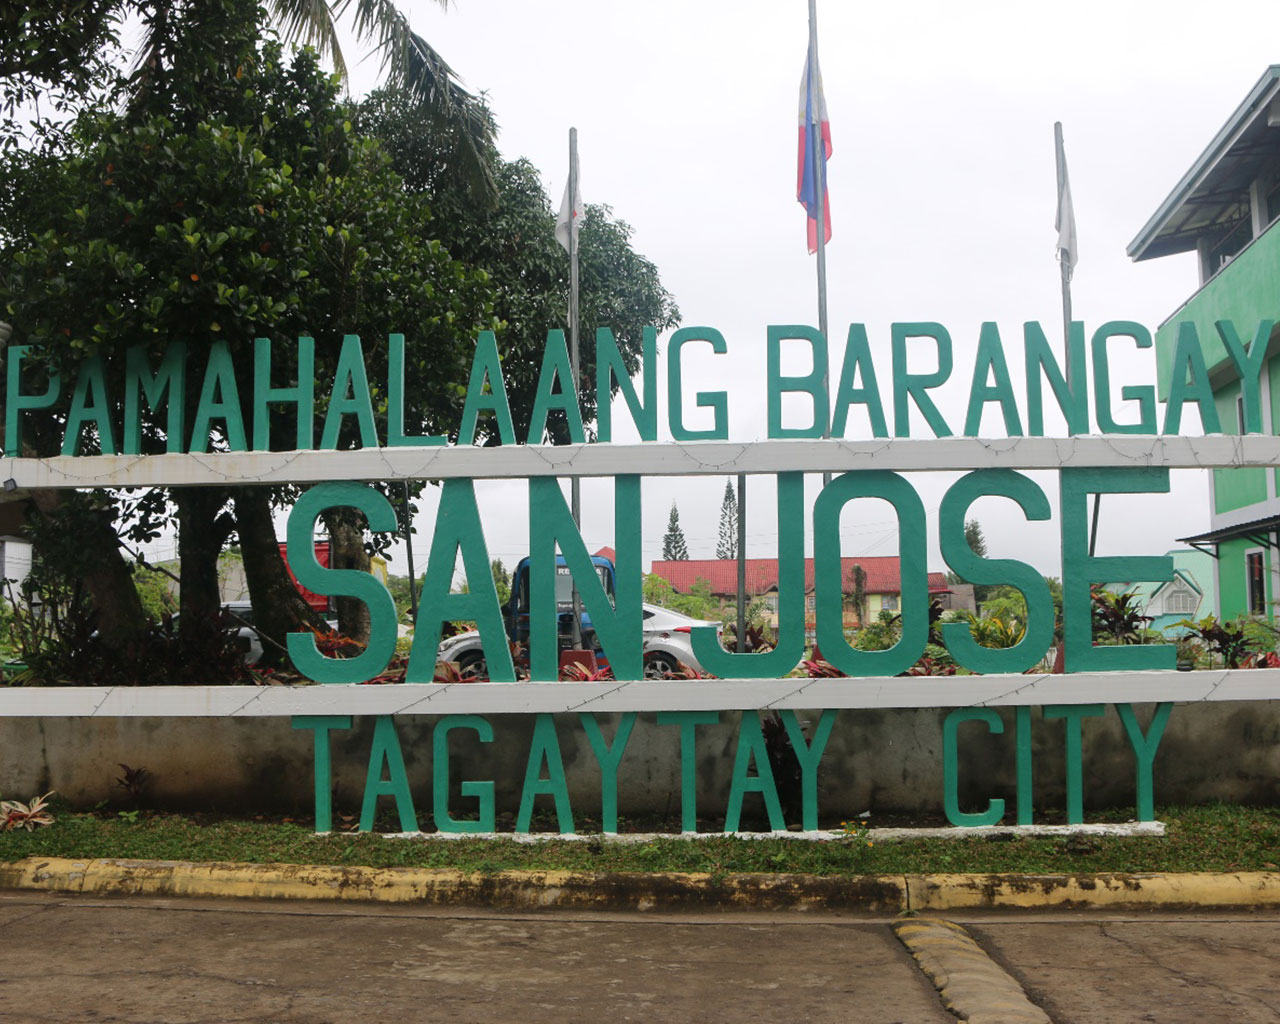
643, 652, 679, 679
457, 650, 488, 680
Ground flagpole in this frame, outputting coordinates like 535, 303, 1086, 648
568, 127, 584, 649
737, 471, 747, 647
808, 0, 831, 489
1055, 122, 1100, 557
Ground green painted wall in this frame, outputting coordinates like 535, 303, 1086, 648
1154, 218, 1280, 400
1216, 536, 1272, 621
1212, 380, 1267, 512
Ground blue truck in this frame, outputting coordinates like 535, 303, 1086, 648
437, 554, 616, 677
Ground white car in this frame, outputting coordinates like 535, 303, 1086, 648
639, 604, 721, 677
436, 603, 722, 679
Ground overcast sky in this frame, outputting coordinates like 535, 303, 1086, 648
321, 0, 1280, 581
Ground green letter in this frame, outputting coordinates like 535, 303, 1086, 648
692, 474, 806, 676
516, 714, 574, 834
189, 340, 247, 452
579, 712, 637, 834
406, 478, 514, 682
62, 354, 116, 455
1060, 468, 1174, 672
4, 345, 60, 458
124, 344, 186, 454
943, 708, 1006, 827
830, 324, 888, 438
1016, 706, 1034, 825
724, 712, 785, 832
1024, 321, 1087, 435
527, 330, 586, 444
458, 331, 516, 445
892, 322, 952, 437
813, 471, 928, 676
657, 710, 719, 833
432, 715, 496, 833
767, 324, 829, 438
1044, 704, 1105, 824
1092, 321, 1156, 433
387, 333, 446, 447
939, 471, 1053, 673
359, 715, 419, 833
320, 334, 378, 449
964, 322, 1022, 436
253, 336, 314, 450
292, 714, 351, 834
780, 709, 837, 831
286, 482, 398, 682
528, 475, 642, 680
1162, 322, 1220, 434
667, 326, 728, 440
1215, 319, 1274, 433
596, 326, 657, 442
1116, 702, 1172, 822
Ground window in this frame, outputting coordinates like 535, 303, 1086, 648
1165, 589, 1197, 615
1247, 550, 1267, 615
806, 593, 816, 611
882, 594, 899, 612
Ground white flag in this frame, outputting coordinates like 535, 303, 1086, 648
555, 149, 582, 255
1055, 123, 1078, 277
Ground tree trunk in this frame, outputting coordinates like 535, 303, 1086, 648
29, 488, 148, 651
235, 487, 324, 667
321, 504, 372, 644
174, 486, 234, 655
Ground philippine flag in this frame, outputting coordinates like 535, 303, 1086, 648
796, 49, 832, 254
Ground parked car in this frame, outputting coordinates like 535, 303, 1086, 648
172, 602, 336, 664
437, 601, 721, 679
639, 604, 721, 677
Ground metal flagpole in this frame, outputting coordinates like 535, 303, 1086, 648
401, 481, 418, 625
567, 128, 584, 649
736, 473, 747, 651
808, 0, 831, 489
1054, 122, 1100, 556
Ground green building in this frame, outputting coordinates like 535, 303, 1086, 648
1130, 65, 1280, 622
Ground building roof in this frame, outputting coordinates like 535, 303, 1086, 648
1129, 66, 1280, 261
1179, 512, 1280, 550
649, 555, 950, 597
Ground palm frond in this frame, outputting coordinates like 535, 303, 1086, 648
270, 0, 348, 80
341, 0, 496, 199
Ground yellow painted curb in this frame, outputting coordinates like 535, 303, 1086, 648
5, 860, 1280, 911
906, 871, 1280, 910
0, 857, 907, 911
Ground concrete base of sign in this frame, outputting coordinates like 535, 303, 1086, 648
1, 702, 1277, 826
376, 821, 1166, 842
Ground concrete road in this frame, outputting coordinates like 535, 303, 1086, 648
0, 893, 951, 1024
4, 893, 1280, 1023
958, 911, 1280, 1023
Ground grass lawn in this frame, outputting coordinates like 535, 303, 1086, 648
3, 804, 1280, 876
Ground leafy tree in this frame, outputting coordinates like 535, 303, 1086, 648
946, 518, 995, 604
662, 502, 689, 561
844, 562, 867, 624
1, 4, 493, 665
132, 564, 179, 621
2, 0, 494, 192
491, 558, 511, 608
716, 479, 737, 560
358, 91, 680, 442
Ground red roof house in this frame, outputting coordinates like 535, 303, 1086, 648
649, 555, 949, 598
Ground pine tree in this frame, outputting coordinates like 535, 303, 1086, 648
716, 479, 738, 560
662, 502, 689, 560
